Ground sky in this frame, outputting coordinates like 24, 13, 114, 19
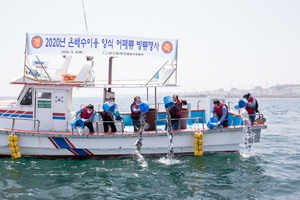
0, 0, 300, 97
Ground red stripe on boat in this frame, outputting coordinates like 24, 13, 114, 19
48, 137, 59, 148
84, 149, 94, 155
65, 138, 76, 149
53, 113, 65, 116
67, 149, 78, 155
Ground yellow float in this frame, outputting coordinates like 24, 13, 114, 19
8, 134, 21, 159
194, 132, 203, 156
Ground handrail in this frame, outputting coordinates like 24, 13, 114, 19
72, 120, 124, 134
231, 112, 265, 127
155, 117, 205, 130
0, 104, 14, 108
227, 101, 235, 111
197, 100, 203, 109
0, 116, 40, 133
156, 103, 166, 111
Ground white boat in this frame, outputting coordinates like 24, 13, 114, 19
0, 33, 267, 159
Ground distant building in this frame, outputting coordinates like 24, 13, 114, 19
253, 86, 263, 95
230, 87, 237, 94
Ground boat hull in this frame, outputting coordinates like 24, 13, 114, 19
0, 125, 266, 159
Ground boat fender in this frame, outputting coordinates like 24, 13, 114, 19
14, 141, 18, 147
8, 135, 14, 142
15, 146, 20, 153
194, 132, 204, 156
16, 152, 21, 159
10, 147, 16, 154
7, 134, 21, 159
13, 135, 18, 141
11, 153, 18, 159
8, 141, 14, 147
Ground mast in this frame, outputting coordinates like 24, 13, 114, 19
81, 0, 89, 34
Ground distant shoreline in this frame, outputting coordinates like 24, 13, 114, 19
1, 94, 300, 100
179, 94, 300, 98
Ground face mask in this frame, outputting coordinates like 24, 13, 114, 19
87, 110, 92, 113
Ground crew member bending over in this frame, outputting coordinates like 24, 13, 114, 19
211, 99, 228, 127
75, 104, 96, 133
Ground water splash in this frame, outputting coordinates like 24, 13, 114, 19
77, 127, 84, 135
165, 108, 174, 160
240, 108, 256, 155
157, 157, 181, 165
134, 112, 149, 167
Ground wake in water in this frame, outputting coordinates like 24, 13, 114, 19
240, 108, 256, 157
134, 112, 149, 167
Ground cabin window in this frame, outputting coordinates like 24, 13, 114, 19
38, 92, 52, 99
20, 88, 32, 105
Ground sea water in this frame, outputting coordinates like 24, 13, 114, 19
1, 97, 300, 199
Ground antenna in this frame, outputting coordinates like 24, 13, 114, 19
82, 0, 89, 34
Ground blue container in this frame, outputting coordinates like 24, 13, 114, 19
93, 114, 101, 122
102, 102, 116, 112
115, 111, 121, 117
71, 118, 84, 128
139, 101, 150, 112
238, 99, 246, 108
206, 117, 218, 130
163, 96, 174, 108
234, 99, 246, 110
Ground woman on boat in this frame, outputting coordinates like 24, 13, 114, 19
75, 104, 96, 133
210, 99, 228, 127
101, 97, 117, 132
130, 96, 141, 132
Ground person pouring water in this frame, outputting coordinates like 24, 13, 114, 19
101, 97, 117, 132
130, 96, 142, 132
75, 104, 96, 133
169, 94, 187, 130
210, 99, 228, 127
243, 92, 257, 125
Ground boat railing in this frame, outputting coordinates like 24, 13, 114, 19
0, 116, 40, 133
227, 101, 235, 111
155, 117, 205, 130
0, 104, 14, 108
197, 100, 205, 109
71, 120, 125, 134
155, 103, 166, 111
231, 112, 265, 127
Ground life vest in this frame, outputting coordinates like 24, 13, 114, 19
81, 107, 94, 119
246, 97, 256, 114
213, 103, 228, 119
102, 110, 113, 120
131, 102, 141, 119
170, 100, 182, 118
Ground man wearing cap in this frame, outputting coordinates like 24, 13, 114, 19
243, 93, 257, 125
210, 99, 228, 127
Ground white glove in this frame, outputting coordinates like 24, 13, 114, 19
210, 113, 213, 118
217, 121, 221, 125
81, 118, 87, 122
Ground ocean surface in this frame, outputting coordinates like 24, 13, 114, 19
1, 97, 300, 199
